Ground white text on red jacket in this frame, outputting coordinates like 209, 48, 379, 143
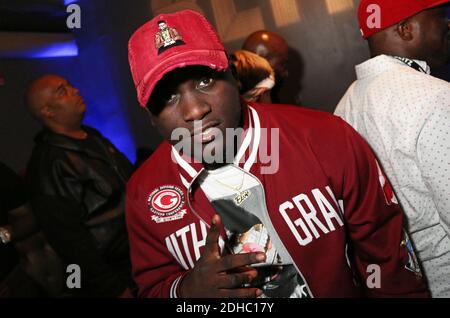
164, 186, 343, 269
279, 186, 344, 246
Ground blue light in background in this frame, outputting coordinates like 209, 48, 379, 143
28, 41, 78, 58
64, 0, 79, 5
77, 43, 136, 164
83, 110, 137, 164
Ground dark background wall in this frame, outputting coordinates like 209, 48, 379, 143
0, 0, 448, 173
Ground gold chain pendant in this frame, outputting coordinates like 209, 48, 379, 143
234, 189, 251, 206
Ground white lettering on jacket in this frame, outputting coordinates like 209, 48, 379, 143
165, 186, 342, 268
165, 221, 226, 269
165, 221, 208, 270
279, 186, 344, 246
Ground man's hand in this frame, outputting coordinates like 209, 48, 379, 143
179, 214, 266, 298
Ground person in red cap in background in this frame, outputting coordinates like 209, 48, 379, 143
126, 9, 429, 298
335, 0, 450, 297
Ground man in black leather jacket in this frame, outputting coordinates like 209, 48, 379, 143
25, 74, 135, 297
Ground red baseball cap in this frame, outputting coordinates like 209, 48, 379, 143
358, 0, 450, 39
128, 10, 229, 108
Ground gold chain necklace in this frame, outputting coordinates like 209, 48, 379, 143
211, 171, 252, 206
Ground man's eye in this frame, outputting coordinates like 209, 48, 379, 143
165, 93, 178, 104
59, 88, 66, 96
197, 77, 214, 89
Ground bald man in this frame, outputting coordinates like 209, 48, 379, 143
25, 75, 135, 297
243, 30, 290, 103
26, 75, 87, 140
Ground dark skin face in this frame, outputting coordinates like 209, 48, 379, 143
47, 77, 86, 124
27, 75, 86, 132
148, 66, 243, 167
369, 5, 450, 68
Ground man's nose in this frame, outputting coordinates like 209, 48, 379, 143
181, 93, 211, 122
70, 86, 80, 95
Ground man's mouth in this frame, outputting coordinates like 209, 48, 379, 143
78, 97, 86, 107
191, 121, 221, 144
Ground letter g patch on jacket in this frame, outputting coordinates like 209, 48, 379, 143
148, 185, 187, 223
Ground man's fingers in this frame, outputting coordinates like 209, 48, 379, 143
233, 265, 258, 274
217, 252, 266, 272
203, 214, 221, 256
219, 287, 263, 299
217, 269, 258, 289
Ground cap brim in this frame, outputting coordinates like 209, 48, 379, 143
426, 0, 450, 9
138, 49, 229, 108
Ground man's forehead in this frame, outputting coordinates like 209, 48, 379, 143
160, 65, 217, 83
27, 76, 63, 109
36, 75, 66, 90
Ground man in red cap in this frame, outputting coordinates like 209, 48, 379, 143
126, 9, 429, 298
335, 0, 450, 297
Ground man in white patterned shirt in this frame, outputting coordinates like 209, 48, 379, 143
335, 0, 450, 297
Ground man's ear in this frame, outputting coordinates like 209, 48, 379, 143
143, 106, 156, 126
40, 104, 53, 119
396, 19, 415, 41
